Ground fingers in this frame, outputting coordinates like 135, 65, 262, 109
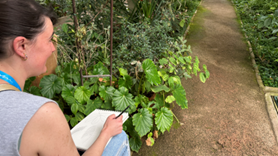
115, 115, 123, 121
102, 114, 123, 137
108, 114, 116, 119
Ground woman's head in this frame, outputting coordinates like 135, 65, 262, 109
0, 0, 57, 60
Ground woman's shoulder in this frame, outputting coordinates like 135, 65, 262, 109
0, 90, 57, 106
19, 101, 79, 155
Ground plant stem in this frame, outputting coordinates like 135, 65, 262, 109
172, 110, 180, 125
163, 92, 165, 106
71, 0, 83, 85
137, 74, 144, 96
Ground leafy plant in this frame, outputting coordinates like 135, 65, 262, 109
25, 35, 209, 152
28, 0, 207, 153
232, 0, 278, 87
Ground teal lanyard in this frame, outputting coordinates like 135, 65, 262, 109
0, 70, 22, 91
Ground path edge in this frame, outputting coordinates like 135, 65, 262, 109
230, 0, 278, 145
183, 0, 203, 39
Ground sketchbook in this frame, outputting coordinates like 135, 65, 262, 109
70, 109, 129, 151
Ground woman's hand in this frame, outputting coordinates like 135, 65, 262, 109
101, 114, 123, 138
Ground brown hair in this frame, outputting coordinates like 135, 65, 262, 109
0, 0, 57, 59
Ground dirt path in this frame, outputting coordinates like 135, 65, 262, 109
133, 0, 278, 155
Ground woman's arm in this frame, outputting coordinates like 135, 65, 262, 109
19, 102, 80, 156
83, 115, 123, 156
19, 102, 123, 156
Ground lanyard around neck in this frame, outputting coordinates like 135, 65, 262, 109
0, 71, 22, 91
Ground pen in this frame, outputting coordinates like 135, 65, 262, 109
115, 105, 130, 119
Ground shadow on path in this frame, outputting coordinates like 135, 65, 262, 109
134, 0, 278, 155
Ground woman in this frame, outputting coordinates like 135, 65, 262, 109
0, 0, 130, 155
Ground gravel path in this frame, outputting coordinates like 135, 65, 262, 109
133, 0, 278, 155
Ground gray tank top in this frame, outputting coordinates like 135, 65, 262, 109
0, 91, 56, 156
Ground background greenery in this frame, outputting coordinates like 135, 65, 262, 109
231, 0, 278, 87
29, 0, 206, 152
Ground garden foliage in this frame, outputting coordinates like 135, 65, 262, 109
30, 0, 206, 152
231, 0, 278, 87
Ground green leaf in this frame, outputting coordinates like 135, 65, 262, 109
29, 86, 41, 96
68, 73, 81, 86
158, 70, 169, 81
123, 118, 134, 134
178, 57, 186, 64
264, 18, 272, 27
199, 72, 206, 83
203, 64, 210, 79
179, 19, 185, 28
93, 62, 109, 75
118, 75, 133, 89
183, 72, 192, 79
184, 56, 192, 64
165, 95, 175, 103
151, 85, 170, 93
269, 37, 277, 40
132, 108, 153, 137
99, 86, 115, 102
101, 100, 114, 110
65, 114, 71, 122
85, 97, 103, 115
112, 87, 135, 113
169, 57, 176, 65
146, 132, 155, 146
173, 85, 188, 109
154, 94, 164, 108
145, 81, 151, 93
91, 83, 99, 94
129, 129, 142, 153
70, 117, 78, 127
275, 9, 278, 17
155, 107, 173, 133
62, 23, 68, 33
62, 84, 76, 105
74, 86, 91, 104
71, 103, 79, 115
205, 70, 210, 79
193, 57, 200, 76
147, 132, 153, 138
119, 68, 128, 76
40, 74, 63, 99
168, 76, 181, 89
159, 58, 168, 65
272, 29, 278, 35
169, 64, 175, 74
78, 105, 86, 114
134, 94, 149, 108
24, 77, 36, 91
75, 112, 84, 122
258, 22, 264, 29
142, 59, 161, 85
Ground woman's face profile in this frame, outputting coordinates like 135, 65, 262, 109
26, 17, 55, 76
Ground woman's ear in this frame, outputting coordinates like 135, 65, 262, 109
13, 36, 29, 59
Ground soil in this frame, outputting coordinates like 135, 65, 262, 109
133, 0, 278, 155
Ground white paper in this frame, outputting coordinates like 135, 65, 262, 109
70, 109, 129, 151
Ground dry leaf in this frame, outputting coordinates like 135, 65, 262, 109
153, 130, 159, 139
146, 137, 154, 146
149, 93, 156, 101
